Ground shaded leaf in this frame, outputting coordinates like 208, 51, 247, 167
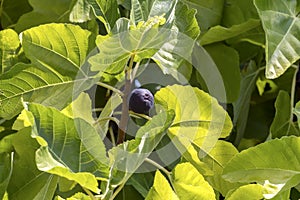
254, 0, 300, 79
0, 0, 32, 29
0, 152, 13, 200
181, 0, 224, 32
204, 43, 241, 103
270, 90, 299, 138
7, 128, 58, 200
15, 0, 74, 32
200, 19, 261, 46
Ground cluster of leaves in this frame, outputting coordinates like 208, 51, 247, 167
1, 0, 300, 199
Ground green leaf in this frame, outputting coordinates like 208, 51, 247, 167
155, 85, 232, 154
127, 173, 154, 198
181, 0, 224, 32
107, 110, 175, 185
172, 162, 216, 200
223, 136, 300, 196
7, 128, 58, 200
270, 90, 299, 138
0, 0, 32, 29
15, 0, 74, 32
225, 184, 264, 200
200, 19, 261, 46
202, 141, 242, 196
151, 2, 200, 80
0, 152, 13, 200
254, 0, 300, 79
0, 29, 25, 73
88, 0, 120, 32
204, 43, 241, 103
89, 17, 172, 75
145, 170, 179, 200
36, 146, 100, 194
62, 92, 95, 124
222, 0, 259, 27
232, 61, 261, 145
22, 23, 96, 78
0, 24, 97, 119
24, 103, 109, 190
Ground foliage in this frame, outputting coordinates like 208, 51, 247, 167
1, 0, 300, 199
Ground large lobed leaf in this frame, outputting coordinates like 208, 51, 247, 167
223, 136, 300, 197
145, 162, 215, 200
254, 0, 300, 79
23, 103, 109, 193
0, 24, 97, 119
155, 85, 232, 155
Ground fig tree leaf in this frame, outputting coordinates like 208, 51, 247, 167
0, 29, 25, 73
145, 170, 179, 200
127, 173, 154, 198
22, 23, 96, 79
7, 128, 58, 200
233, 61, 261, 145
254, 0, 300, 79
0, 24, 97, 119
199, 19, 261, 46
152, 2, 199, 81
62, 92, 95, 125
181, 0, 224, 32
15, 0, 74, 32
171, 162, 216, 200
204, 43, 241, 103
89, 17, 173, 75
223, 136, 300, 195
201, 140, 242, 196
87, 0, 120, 31
96, 93, 122, 138
270, 90, 299, 138
0, 0, 32, 29
0, 152, 13, 200
222, 0, 259, 27
225, 184, 264, 200
106, 110, 175, 186
23, 103, 109, 190
155, 85, 233, 155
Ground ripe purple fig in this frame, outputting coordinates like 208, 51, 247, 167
128, 88, 154, 114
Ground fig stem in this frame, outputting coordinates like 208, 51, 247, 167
117, 54, 137, 144
96, 82, 124, 96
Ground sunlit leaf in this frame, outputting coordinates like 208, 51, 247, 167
145, 170, 179, 200
201, 140, 242, 196
23, 103, 109, 192
254, 0, 300, 79
155, 85, 232, 155
223, 136, 300, 196
0, 29, 25, 73
172, 162, 216, 200
0, 24, 97, 119
225, 184, 264, 200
